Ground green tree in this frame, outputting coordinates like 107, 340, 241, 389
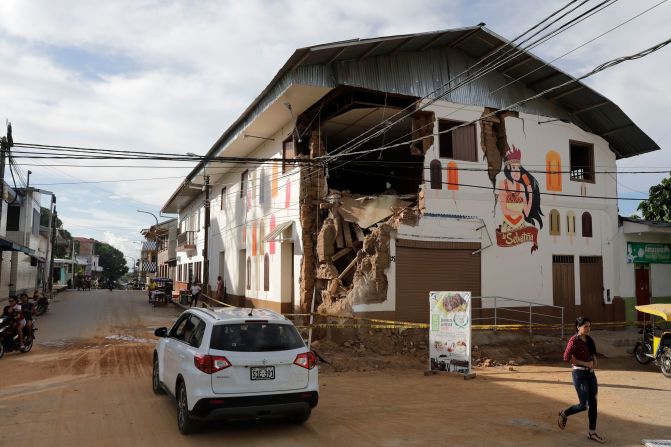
40, 207, 73, 258
637, 174, 671, 222
94, 241, 129, 281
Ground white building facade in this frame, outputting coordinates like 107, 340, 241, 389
163, 27, 660, 322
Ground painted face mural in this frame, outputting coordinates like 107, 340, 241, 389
496, 145, 543, 253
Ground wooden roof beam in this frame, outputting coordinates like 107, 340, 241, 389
390, 37, 414, 56
420, 32, 448, 51
573, 101, 610, 114
546, 85, 584, 101
501, 55, 533, 74
358, 41, 384, 61
325, 47, 347, 65
600, 123, 635, 137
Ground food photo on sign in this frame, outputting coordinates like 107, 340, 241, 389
429, 291, 472, 376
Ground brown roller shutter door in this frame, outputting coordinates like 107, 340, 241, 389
395, 240, 481, 323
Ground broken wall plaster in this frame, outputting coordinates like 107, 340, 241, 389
480, 108, 519, 186
298, 162, 326, 312
410, 110, 435, 156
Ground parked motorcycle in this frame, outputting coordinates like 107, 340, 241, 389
0, 315, 34, 359
634, 325, 654, 365
34, 297, 49, 316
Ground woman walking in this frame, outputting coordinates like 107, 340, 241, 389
558, 316, 605, 443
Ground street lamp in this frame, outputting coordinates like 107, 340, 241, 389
125, 256, 138, 287
137, 209, 159, 227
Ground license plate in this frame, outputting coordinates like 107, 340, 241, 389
250, 366, 275, 381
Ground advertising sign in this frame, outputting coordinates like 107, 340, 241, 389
626, 242, 671, 264
429, 291, 472, 375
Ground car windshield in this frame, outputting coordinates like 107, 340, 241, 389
210, 323, 305, 352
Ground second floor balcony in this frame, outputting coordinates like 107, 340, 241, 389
176, 231, 196, 253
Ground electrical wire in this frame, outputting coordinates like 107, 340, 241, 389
327, 0, 620, 160
322, 36, 671, 163
347, 0, 667, 166
336, 166, 646, 201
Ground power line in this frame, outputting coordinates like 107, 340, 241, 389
337, 166, 647, 201
328, 0, 619, 160
32, 175, 187, 186
352, 0, 667, 166
323, 35, 671, 163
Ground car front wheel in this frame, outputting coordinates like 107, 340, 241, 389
177, 383, 199, 434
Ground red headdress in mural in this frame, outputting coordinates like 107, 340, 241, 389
504, 145, 522, 165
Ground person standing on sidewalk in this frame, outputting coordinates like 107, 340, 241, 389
190, 282, 201, 307
558, 316, 605, 444
216, 275, 224, 303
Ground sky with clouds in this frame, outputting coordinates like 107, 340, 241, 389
0, 0, 669, 265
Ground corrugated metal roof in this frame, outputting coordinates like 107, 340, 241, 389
163, 25, 658, 211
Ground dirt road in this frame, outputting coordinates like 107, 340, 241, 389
0, 291, 668, 446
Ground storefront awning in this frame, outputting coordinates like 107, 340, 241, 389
0, 237, 35, 256
263, 221, 294, 242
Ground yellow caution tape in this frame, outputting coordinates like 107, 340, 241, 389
205, 301, 634, 330
296, 323, 428, 329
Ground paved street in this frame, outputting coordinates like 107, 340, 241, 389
0, 290, 669, 446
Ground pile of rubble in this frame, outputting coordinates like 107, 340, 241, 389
309, 328, 565, 373
314, 190, 420, 316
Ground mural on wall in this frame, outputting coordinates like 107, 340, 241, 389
496, 145, 544, 253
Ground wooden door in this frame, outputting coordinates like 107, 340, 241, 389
552, 255, 575, 323
579, 256, 603, 321
635, 266, 650, 321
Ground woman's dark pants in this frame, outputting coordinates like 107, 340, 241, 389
564, 369, 598, 431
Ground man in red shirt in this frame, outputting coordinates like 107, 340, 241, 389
557, 316, 604, 444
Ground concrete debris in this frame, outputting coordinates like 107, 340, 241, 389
347, 224, 392, 305
339, 195, 412, 229
316, 262, 339, 280
316, 217, 337, 263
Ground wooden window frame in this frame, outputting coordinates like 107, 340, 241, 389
429, 159, 442, 190
438, 119, 477, 162
566, 211, 576, 235
582, 212, 593, 238
246, 257, 252, 290
220, 187, 227, 211
550, 209, 561, 236
546, 150, 562, 191
282, 136, 295, 174
569, 140, 595, 183
263, 254, 270, 292
240, 170, 248, 198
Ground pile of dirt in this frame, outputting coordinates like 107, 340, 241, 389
311, 329, 566, 373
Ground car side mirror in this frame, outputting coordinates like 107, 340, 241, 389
154, 327, 168, 337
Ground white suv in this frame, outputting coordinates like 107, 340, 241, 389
152, 307, 319, 434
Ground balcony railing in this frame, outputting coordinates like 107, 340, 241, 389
177, 231, 196, 252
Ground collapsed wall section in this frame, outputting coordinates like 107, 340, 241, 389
480, 108, 519, 185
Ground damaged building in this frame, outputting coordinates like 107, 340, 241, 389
161, 26, 660, 323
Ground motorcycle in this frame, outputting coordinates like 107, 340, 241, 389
34, 297, 49, 316
634, 324, 654, 365
0, 315, 35, 359
634, 304, 671, 378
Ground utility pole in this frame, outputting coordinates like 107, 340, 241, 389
203, 174, 210, 295
0, 122, 12, 294
43, 193, 56, 294
48, 203, 57, 296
